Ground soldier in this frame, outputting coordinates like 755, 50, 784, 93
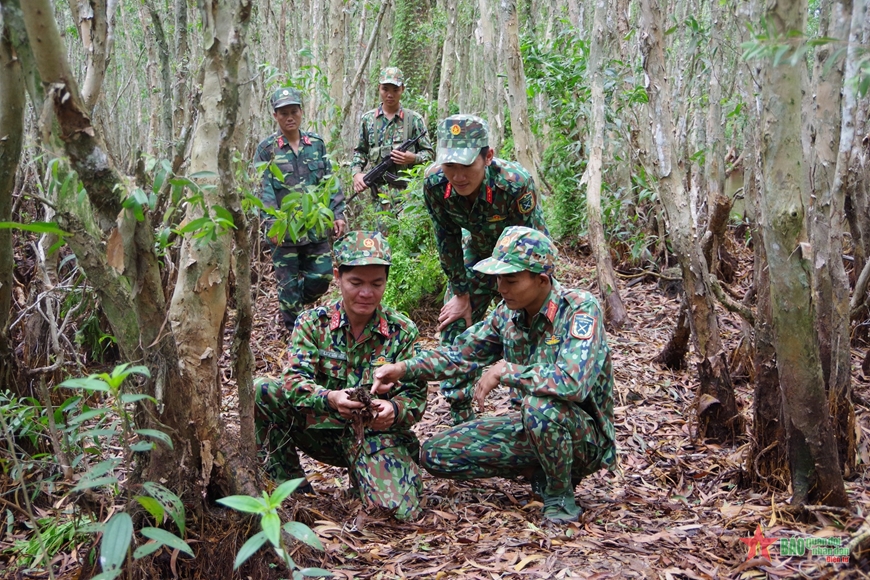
255, 87, 348, 331
351, 67, 434, 207
371, 227, 615, 524
255, 231, 427, 521
423, 114, 549, 424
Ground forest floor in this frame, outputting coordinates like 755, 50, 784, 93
238, 237, 870, 580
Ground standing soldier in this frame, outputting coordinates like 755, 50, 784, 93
256, 231, 428, 521
351, 67, 434, 208
372, 227, 616, 524
423, 114, 549, 424
255, 87, 348, 331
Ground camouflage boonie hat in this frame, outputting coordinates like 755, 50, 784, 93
333, 231, 392, 267
379, 67, 404, 87
436, 114, 490, 165
473, 226, 557, 276
271, 87, 302, 110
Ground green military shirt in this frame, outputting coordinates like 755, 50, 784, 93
423, 159, 549, 295
255, 130, 345, 244
401, 281, 616, 467
280, 299, 427, 433
351, 106, 434, 175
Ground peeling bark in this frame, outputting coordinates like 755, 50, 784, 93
438, 0, 458, 120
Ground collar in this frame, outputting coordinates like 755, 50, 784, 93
511, 281, 562, 326
376, 105, 405, 120
329, 301, 391, 336
276, 133, 310, 149
444, 166, 494, 203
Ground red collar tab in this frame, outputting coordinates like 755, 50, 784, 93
329, 304, 342, 331
301, 134, 311, 146
445, 183, 452, 199
545, 300, 558, 322
486, 184, 493, 204
277, 135, 286, 149
398, 109, 405, 120
378, 317, 390, 336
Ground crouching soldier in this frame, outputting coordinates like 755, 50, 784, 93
372, 227, 615, 523
256, 231, 427, 520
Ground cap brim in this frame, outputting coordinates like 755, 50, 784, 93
340, 258, 392, 267
379, 80, 404, 87
435, 147, 479, 165
473, 257, 525, 275
273, 98, 301, 109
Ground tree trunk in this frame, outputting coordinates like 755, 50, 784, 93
437, 0, 458, 120
639, 0, 743, 443
327, 0, 345, 112
808, 0, 858, 476
500, 0, 541, 186
0, 4, 25, 392
478, 0, 503, 151
144, 0, 174, 159
173, 0, 189, 134
758, 0, 848, 507
585, 0, 626, 329
70, 0, 116, 113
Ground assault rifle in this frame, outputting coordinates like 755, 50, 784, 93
351, 129, 428, 203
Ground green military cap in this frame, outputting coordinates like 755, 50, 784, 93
333, 231, 392, 267
271, 87, 302, 110
473, 226, 557, 276
435, 114, 491, 165
379, 67, 404, 87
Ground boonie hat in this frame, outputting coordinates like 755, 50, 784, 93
473, 226, 556, 276
271, 87, 302, 110
379, 67, 404, 87
435, 114, 491, 165
333, 231, 392, 267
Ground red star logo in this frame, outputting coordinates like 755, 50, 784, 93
740, 524, 777, 561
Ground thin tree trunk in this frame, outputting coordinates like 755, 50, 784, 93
585, 0, 626, 328
639, 0, 742, 442
437, 0, 458, 120
500, 0, 541, 186
478, 0, 502, 151
174, 0, 189, 134
144, 0, 174, 159
758, 0, 848, 507
327, 0, 345, 112
0, 4, 25, 392
70, 0, 116, 113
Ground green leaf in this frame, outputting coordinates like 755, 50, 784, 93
135, 429, 174, 449
189, 171, 217, 180
135, 496, 165, 526
176, 216, 212, 235
234, 531, 267, 570
142, 482, 186, 536
86, 458, 121, 479
68, 407, 109, 426
59, 377, 111, 392
72, 476, 119, 492
140, 527, 194, 557
299, 568, 333, 577
212, 205, 236, 228
271, 478, 304, 505
217, 495, 267, 514
129, 441, 155, 452
282, 521, 323, 550
133, 541, 162, 559
119, 393, 157, 404
100, 513, 133, 574
262, 512, 281, 547
0, 221, 70, 236
772, 44, 790, 67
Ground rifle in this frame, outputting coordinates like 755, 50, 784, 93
350, 129, 428, 203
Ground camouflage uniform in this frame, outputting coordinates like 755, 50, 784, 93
399, 227, 615, 522
256, 232, 427, 521
351, 68, 434, 207
256, 88, 346, 330
424, 115, 549, 423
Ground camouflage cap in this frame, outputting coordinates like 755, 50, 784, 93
333, 231, 392, 267
379, 67, 404, 87
435, 114, 491, 165
473, 226, 557, 276
271, 87, 302, 110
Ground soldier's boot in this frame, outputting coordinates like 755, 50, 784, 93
541, 491, 582, 524
263, 449, 314, 495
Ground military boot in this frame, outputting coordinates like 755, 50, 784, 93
542, 491, 583, 524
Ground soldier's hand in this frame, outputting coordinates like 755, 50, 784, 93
438, 293, 472, 332
390, 149, 417, 165
473, 360, 506, 412
369, 400, 396, 430
327, 389, 365, 419
333, 219, 347, 237
371, 363, 407, 395
352, 173, 368, 193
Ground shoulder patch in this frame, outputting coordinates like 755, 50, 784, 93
570, 313, 596, 340
424, 165, 448, 189
517, 191, 535, 214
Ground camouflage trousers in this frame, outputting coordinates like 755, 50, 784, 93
439, 234, 501, 424
255, 380, 423, 521
268, 239, 332, 331
420, 394, 606, 496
